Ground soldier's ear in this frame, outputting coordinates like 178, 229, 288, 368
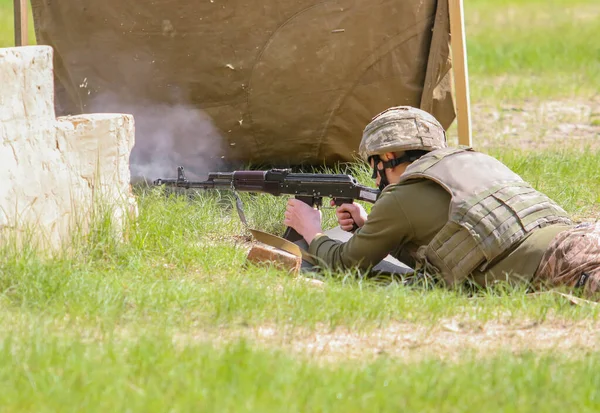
383, 152, 396, 161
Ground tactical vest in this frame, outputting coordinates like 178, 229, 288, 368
398, 147, 572, 286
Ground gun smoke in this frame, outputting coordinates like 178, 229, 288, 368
89, 92, 224, 183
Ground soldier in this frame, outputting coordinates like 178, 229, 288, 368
283, 106, 600, 296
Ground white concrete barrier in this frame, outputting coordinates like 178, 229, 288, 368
0, 46, 136, 251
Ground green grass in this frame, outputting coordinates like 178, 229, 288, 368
4, 157, 598, 331
491, 149, 600, 219
1, 0, 600, 410
0, 152, 599, 334
0, 0, 35, 48
466, 0, 600, 100
2, 148, 598, 410
1, 337, 600, 413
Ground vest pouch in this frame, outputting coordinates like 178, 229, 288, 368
418, 221, 485, 286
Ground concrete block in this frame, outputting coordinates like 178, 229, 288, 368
0, 46, 136, 251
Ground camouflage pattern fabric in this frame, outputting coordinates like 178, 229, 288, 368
359, 106, 447, 161
533, 222, 600, 297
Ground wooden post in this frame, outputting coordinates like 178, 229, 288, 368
14, 0, 28, 46
448, 0, 472, 146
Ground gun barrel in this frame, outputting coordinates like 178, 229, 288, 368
153, 178, 217, 189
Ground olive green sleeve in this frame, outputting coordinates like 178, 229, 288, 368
307, 180, 452, 271
307, 188, 415, 271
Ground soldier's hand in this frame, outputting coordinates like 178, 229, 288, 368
330, 201, 367, 232
284, 198, 323, 244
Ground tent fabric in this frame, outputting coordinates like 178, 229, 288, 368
31, 0, 455, 175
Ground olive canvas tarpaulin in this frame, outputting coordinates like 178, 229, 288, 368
31, 0, 456, 177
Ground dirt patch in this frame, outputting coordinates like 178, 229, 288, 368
175, 315, 600, 363
459, 98, 600, 151
273, 319, 600, 363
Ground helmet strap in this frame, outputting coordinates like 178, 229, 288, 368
369, 155, 390, 191
369, 152, 423, 191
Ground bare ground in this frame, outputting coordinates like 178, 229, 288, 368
169, 280, 600, 363
258, 318, 600, 363
175, 316, 600, 363
454, 98, 600, 150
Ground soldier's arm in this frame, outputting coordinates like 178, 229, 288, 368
308, 187, 415, 271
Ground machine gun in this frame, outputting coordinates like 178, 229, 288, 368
154, 166, 380, 241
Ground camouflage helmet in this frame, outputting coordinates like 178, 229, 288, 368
358, 106, 447, 161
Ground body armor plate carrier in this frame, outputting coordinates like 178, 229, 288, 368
398, 147, 572, 286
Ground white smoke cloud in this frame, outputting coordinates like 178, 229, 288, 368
89, 92, 224, 183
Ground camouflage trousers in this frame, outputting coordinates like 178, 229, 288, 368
533, 222, 600, 297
